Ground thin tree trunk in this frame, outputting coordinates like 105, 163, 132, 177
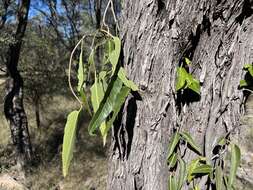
94, 0, 101, 29
107, 0, 253, 189
4, 0, 32, 164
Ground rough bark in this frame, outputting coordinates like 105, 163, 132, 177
107, 0, 253, 189
4, 0, 32, 163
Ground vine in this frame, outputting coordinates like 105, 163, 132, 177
62, 1, 138, 177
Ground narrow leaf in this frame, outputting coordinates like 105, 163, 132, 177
88, 77, 123, 135
77, 40, 84, 92
180, 132, 202, 155
185, 57, 191, 65
62, 109, 80, 177
228, 144, 241, 187
192, 164, 212, 175
118, 67, 138, 91
109, 37, 121, 74
239, 79, 248, 88
243, 64, 253, 77
167, 152, 178, 169
187, 157, 205, 182
169, 175, 177, 190
215, 165, 223, 190
167, 132, 180, 160
177, 157, 186, 190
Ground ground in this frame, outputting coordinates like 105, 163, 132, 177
0, 90, 107, 190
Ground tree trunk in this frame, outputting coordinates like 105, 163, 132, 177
107, 0, 253, 189
4, 0, 32, 164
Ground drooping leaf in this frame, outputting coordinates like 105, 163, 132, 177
180, 132, 202, 155
167, 152, 178, 169
109, 37, 121, 74
192, 164, 212, 175
62, 109, 81, 177
167, 132, 180, 160
176, 67, 188, 91
105, 86, 130, 142
90, 78, 107, 144
215, 165, 223, 190
77, 40, 84, 92
88, 77, 123, 135
80, 89, 92, 116
169, 175, 177, 190
118, 67, 138, 91
177, 157, 186, 190
228, 144, 241, 187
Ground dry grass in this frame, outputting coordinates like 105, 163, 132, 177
0, 93, 107, 190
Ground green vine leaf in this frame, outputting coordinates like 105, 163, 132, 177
118, 67, 138, 91
167, 152, 178, 169
187, 157, 206, 182
180, 132, 202, 155
178, 157, 186, 190
169, 175, 177, 190
88, 77, 130, 136
109, 36, 121, 74
228, 144, 241, 188
62, 109, 81, 177
192, 164, 212, 175
167, 132, 180, 160
215, 165, 223, 190
243, 64, 253, 77
239, 79, 248, 88
77, 40, 84, 92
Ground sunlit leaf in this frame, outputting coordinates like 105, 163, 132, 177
176, 67, 187, 91
167, 132, 180, 160
118, 67, 138, 91
109, 37, 121, 74
239, 79, 248, 88
228, 144, 241, 187
180, 132, 202, 155
185, 57, 191, 66
62, 109, 81, 177
187, 157, 206, 182
88, 77, 123, 135
243, 64, 253, 77
77, 40, 84, 92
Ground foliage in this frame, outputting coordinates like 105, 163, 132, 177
240, 63, 253, 89
62, 30, 137, 177
167, 131, 241, 190
176, 58, 200, 95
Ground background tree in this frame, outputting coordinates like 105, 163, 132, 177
3, 0, 32, 165
107, 0, 252, 189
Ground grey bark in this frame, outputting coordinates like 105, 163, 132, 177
107, 0, 253, 189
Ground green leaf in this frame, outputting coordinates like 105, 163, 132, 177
194, 185, 200, 190
169, 175, 177, 190
187, 157, 206, 182
109, 37, 121, 74
104, 86, 130, 144
215, 165, 223, 190
176, 67, 188, 91
228, 144, 241, 187
90, 78, 107, 144
167, 132, 180, 160
167, 152, 178, 169
217, 136, 226, 146
243, 64, 253, 77
180, 132, 202, 155
177, 157, 186, 190
187, 78, 200, 94
192, 164, 212, 175
80, 89, 92, 116
185, 58, 191, 65
77, 40, 84, 92
62, 109, 81, 177
118, 67, 138, 91
239, 79, 248, 88
88, 77, 123, 135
